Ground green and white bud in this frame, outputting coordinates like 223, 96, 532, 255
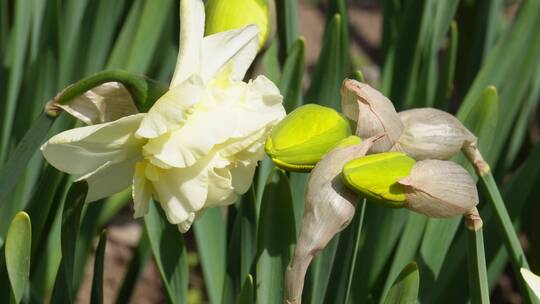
205, 0, 271, 50
392, 108, 477, 160
341, 79, 404, 153
342, 152, 416, 208
285, 135, 380, 304
265, 104, 353, 172
398, 159, 479, 217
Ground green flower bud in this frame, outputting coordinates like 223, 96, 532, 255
265, 104, 353, 172
342, 152, 416, 207
205, 0, 270, 49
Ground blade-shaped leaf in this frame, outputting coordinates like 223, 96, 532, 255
384, 262, 420, 304
90, 230, 107, 304
5, 212, 31, 304
194, 208, 226, 304
144, 202, 188, 304
256, 169, 296, 304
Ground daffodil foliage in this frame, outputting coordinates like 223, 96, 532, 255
2, 0, 540, 304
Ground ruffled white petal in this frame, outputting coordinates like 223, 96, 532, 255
41, 114, 146, 175
201, 25, 259, 82
142, 76, 284, 168
77, 159, 138, 203
170, 0, 205, 87
57, 82, 138, 125
136, 76, 206, 139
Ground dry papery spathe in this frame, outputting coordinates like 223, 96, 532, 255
340, 79, 404, 153
399, 159, 479, 218
391, 108, 478, 160
284, 135, 382, 304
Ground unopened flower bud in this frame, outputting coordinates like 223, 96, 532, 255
205, 0, 271, 49
342, 152, 416, 208
265, 104, 353, 172
392, 108, 477, 160
340, 79, 404, 153
285, 135, 381, 304
398, 159, 479, 217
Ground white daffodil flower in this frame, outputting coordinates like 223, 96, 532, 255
41, 0, 285, 232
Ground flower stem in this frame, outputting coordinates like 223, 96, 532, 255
344, 199, 367, 304
465, 208, 489, 304
464, 145, 539, 304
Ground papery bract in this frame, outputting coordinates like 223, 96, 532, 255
341, 79, 404, 153
398, 159, 479, 217
392, 108, 477, 160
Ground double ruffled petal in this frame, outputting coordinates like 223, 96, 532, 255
41, 114, 146, 202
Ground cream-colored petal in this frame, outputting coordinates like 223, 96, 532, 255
147, 156, 218, 224
521, 268, 540, 300
41, 114, 146, 175
57, 82, 138, 125
205, 167, 238, 207
136, 76, 206, 139
229, 160, 257, 195
201, 25, 259, 82
133, 161, 153, 218
399, 159, 479, 217
177, 213, 196, 233
76, 158, 138, 203
170, 0, 205, 87
143, 78, 284, 168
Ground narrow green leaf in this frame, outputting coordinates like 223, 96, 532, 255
458, 0, 540, 166
466, 227, 489, 304
50, 180, 88, 303
83, 0, 127, 74
5, 212, 31, 304
306, 14, 346, 110
380, 213, 427, 303
261, 41, 281, 84
275, 0, 299, 63
115, 233, 151, 304
125, 0, 174, 73
434, 21, 458, 110
279, 38, 305, 113
223, 188, 257, 304
106, 1, 144, 69
144, 202, 188, 304
238, 274, 254, 304
193, 208, 226, 304
344, 200, 367, 304
90, 230, 107, 304
384, 262, 420, 304
0, 113, 55, 212
256, 169, 296, 304
0, 0, 32, 162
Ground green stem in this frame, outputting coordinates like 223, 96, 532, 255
479, 172, 538, 303
465, 213, 489, 304
465, 145, 538, 303
344, 198, 367, 304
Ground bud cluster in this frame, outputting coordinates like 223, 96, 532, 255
267, 79, 482, 303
